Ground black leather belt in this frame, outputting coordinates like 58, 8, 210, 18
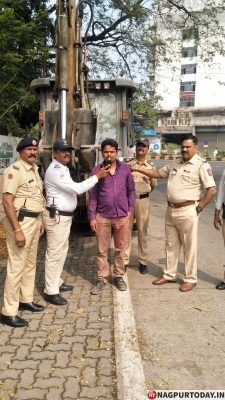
58, 210, 74, 216
23, 211, 41, 218
46, 207, 73, 216
138, 193, 149, 199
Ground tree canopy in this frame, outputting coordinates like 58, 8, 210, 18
82, 0, 225, 78
0, 0, 54, 135
0, 0, 225, 135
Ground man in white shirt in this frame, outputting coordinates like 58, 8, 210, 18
43, 139, 110, 305
214, 168, 225, 290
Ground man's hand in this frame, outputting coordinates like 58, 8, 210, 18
15, 230, 26, 247
39, 223, 45, 236
214, 209, 222, 230
196, 205, 203, 215
96, 166, 111, 180
214, 215, 222, 230
129, 165, 137, 172
90, 219, 97, 232
127, 211, 132, 219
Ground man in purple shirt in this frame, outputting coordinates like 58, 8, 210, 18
88, 139, 136, 295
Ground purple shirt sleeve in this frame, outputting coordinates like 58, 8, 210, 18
126, 168, 136, 213
88, 166, 100, 221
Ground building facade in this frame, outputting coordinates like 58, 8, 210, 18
154, 6, 225, 153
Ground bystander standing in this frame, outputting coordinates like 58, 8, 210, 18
123, 138, 157, 274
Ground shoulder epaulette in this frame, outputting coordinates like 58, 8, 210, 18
124, 158, 134, 163
196, 154, 207, 163
123, 158, 135, 166
12, 165, 20, 170
147, 160, 155, 166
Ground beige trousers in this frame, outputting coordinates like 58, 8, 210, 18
163, 204, 199, 283
43, 210, 72, 295
222, 220, 225, 247
222, 220, 225, 282
2, 215, 42, 316
43, 211, 72, 295
95, 213, 129, 282
123, 197, 150, 265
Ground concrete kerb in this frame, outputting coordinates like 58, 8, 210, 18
149, 155, 225, 161
113, 274, 147, 400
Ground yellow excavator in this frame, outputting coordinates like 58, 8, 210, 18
30, 0, 136, 221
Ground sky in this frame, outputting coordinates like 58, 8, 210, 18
45, 0, 147, 82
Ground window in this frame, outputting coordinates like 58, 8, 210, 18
181, 64, 197, 74
182, 46, 197, 58
182, 28, 199, 41
180, 97, 195, 107
180, 81, 195, 92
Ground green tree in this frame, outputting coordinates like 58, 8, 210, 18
81, 0, 225, 78
133, 82, 162, 129
1, 0, 225, 135
0, 0, 54, 136
83, 0, 150, 79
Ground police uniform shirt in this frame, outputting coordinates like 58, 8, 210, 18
215, 168, 225, 210
44, 159, 98, 212
128, 159, 157, 197
158, 154, 216, 203
3, 160, 45, 212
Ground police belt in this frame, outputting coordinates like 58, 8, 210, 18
167, 200, 196, 208
46, 207, 73, 216
138, 193, 149, 199
23, 210, 41, 218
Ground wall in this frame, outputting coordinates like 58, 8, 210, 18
0, 135, 19, 176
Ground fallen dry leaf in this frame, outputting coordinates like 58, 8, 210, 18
189, 306, 212, 312
76, 307, 84, 314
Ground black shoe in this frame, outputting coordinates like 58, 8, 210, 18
216, 281, 225, 290
44, 293, 68, 306
91, 281, 106, 295
139, 263, 148, 274
19, 302, 45, 312
114, 277, 127, 291
59, 283, 73, 292
0, 314, 28, 328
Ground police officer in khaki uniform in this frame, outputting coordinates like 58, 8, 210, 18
0, 137, 45, 328
130, 135, 216, 292
214, 168, 225, 290
124, 138, 157, 273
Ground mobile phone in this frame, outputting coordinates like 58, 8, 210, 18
103, 158, 112, 166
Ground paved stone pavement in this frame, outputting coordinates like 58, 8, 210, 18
1, 187, 225, 399
0, 228, 117, 400
127, 186, 225, 392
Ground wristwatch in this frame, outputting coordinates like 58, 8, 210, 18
196, 205, 203, 214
